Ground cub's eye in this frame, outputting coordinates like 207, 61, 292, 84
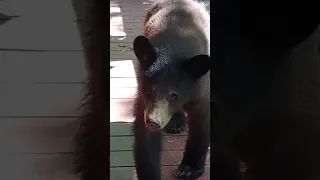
169, 92, 179, 101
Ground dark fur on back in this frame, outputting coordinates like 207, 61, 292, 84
72, 0, 109, 179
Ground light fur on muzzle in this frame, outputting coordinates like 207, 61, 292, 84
144, 99, 172, 129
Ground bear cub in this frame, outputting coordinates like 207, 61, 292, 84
132, 0, 210, 179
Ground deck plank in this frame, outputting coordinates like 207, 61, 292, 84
2, 51, 87, 83
0, 0, 76, 20
110, 151, 210, 167
111, 22, 143, 31
110, 99, 135, 111
111, 87, 136, 99
110, 78, 137, 88
110, 34, 141, 43
110, 122, 188, 136
1, 1, 146, 49
0, 83, 138, 118
0, 18, 82, 50
110, 1, 148, 23
0, 118, 77, 153
111, 50, 137, 60
110, 122, 133, 136
110, 1, 145, 43
110, 110, 134, 123
0, 51, 3, 82
110, 59, 137, 67
0, 118, 197, 154
2, 51, 137, 83
0, 84, 83, 117
110, 64, 137, 77
0, 154, 76, 180
111, 166, 210, 180
2, 0, 148, 23
111, 136, 191, 151
110, 42, 133, 51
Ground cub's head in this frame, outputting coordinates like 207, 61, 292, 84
133, 36, 210, 131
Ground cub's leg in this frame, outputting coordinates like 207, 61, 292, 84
133, 97, 162, 180
176, 104, 210, 179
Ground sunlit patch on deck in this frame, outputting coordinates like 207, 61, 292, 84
110, 60, 136, 123
142, 2, 152, 5
110, 3, 127, 38
110, 16, 126, 37
110, 60, 136, 77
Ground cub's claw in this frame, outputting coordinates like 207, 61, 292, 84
175, 164, 205, 180
164, 123, 186, 134
163, 112, 186, 134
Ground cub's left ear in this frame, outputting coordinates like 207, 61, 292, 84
182, 54, 210, 79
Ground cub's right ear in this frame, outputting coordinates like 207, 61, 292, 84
182, 54, 210, 79
133, 36, 157, 70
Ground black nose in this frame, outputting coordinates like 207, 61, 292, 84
145, 119, 161, 131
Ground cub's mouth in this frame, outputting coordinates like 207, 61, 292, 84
144, 115, 172, 132
144, 103, 172, 132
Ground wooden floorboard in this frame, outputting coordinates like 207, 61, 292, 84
110, 123, 188, 137
110, 0, 146, 44
0, 18, 83, 50
0, 84, 83, 117
110, 151, 210, 167
111, 50, 137, 60
110, 122, 211, 180
1, 51, 87, 83
1, 0, 147, 49
111, 166, 210, 180
0, 154, 76, 180
0, 0, 210, 179
0, 51, 4, 82
1, 0, 77, 20
0, 118, 77, 153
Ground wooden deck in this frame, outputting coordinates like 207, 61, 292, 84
0, 0, 210, 179
110, 0, 210, 179
0, 1, 82, 179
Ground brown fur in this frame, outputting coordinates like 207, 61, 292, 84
72, 0, 110, 179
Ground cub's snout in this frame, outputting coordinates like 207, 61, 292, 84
145, 118, 162, 132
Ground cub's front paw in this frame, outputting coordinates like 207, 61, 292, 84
163, 112, 186, 134
175, 163, 205, 180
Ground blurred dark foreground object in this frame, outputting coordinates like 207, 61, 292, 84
211, 0, 319, 56
210, 1, 320, 180
0, 13, 20, 26
72, 0, 110, 180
